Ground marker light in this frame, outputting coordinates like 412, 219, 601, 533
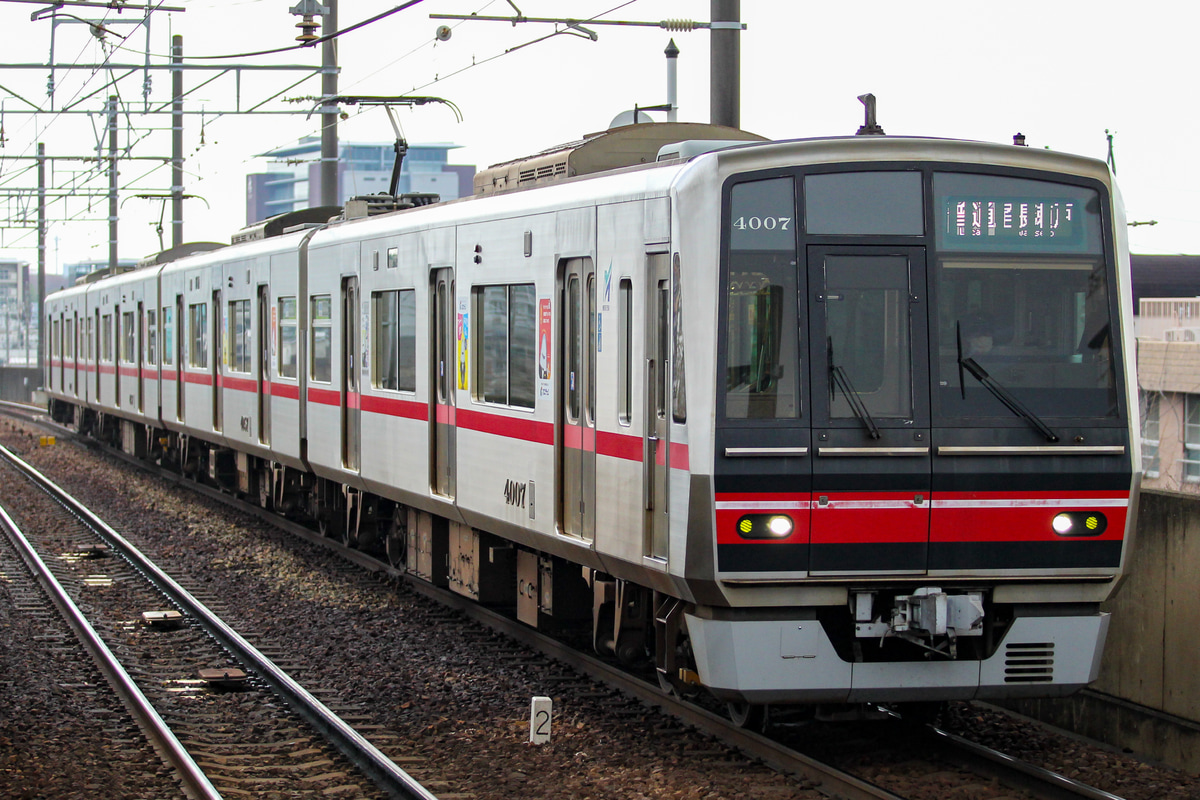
736, 514, 796, 540
1052, 512, 1107, 537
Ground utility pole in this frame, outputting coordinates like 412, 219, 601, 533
107, 95, 118, 272
320, 0, 338, 207
172, 35, 184, 247
37, 142, 45, 374
710, 0, 740, 128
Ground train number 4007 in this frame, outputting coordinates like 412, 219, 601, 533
732, 216, 792, 231
504, 479, 527, 508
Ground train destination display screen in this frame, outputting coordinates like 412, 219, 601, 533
943, 197, 1077, 244
933, 173, 1102, 254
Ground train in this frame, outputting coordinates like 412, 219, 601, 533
44, 120, 1139, 726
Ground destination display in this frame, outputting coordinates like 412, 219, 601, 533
943, 196, 1079, 245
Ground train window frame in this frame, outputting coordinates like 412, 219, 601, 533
471, 282, 537, 410
146, 309, 157, 366
227, 299, 252, 373
101, 313, 114, 363
719, 173, 803, 424
371, 288, 417, 393
121, 310, 136, 364
161, 306, 174, 367
671, 253, 687, 424
617, 278, 633, 426
188, 303, 208, 369
277, 296, 298, 380
310, 294, 333, 384
716, 162, 1125, 427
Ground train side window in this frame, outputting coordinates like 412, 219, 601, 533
101, 313, 113, 362
473, 282, 536, 409
618, 279, 632, 426
188, 303, 207, 368
161, 307, 174, 366
278, 297, 297, 379
121, 311, 136, 363
146, 310, 157, 366
65, 318, 74, 359
227, 299, 251, 373
804, 171, 924, 235
372, 289, 416, 392
310, 294, 333, 383
86, 317, 94, 361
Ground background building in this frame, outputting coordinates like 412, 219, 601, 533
1132, 255, 1200, 493
245, 138, 475, 225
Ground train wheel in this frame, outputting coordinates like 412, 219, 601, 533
727, 700, 768, 731
385, 506, 407, 568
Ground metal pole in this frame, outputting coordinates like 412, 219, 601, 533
108, 95, 118, 272
665, 39, 679, 122
172, 35, 184, 248
319, 0, 338, 207
37, 142, 45, 376
709, 0, 740, 128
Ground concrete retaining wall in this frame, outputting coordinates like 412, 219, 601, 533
1007, 489, 1200, 773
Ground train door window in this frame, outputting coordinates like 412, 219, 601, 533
188, 303, 207, 367
567, 276, 581, 422
146, 310, 157, 366
86, 317, 93, 361
101, 314, 113, 362
586, 275, 596, 423
1141, 391, 1160, 479
310, 294, 332, 383
278, 297, 297, 379
724, 177, 799, 420
473, 283, 536, 408
63, 318, 72, 359
823, 254, 914, 420
52, 319, 60, 358
227, 299, 251, 373
617, 279, 633, 426
161, 306, 174, 366
671, 254, 686, 423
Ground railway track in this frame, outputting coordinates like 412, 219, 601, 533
0, 437, 438, 800
0, 406, 1169, 800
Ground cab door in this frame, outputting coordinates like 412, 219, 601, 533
807, 247, 931, 574
644, 254, 670, 559
258, 285, 271, 445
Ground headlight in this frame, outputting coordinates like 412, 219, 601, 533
737, 514, 795, 539
1052, 512, 1107, 537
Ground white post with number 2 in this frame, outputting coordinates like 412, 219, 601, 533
529, 696, 552, 744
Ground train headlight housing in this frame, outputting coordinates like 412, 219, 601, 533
1051, 512, 1107, 537
737, 514, 795, 540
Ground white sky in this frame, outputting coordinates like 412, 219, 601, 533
0, 0, 1195, 273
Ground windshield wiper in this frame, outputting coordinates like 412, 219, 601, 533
829, 338, 881, 440
956, 322, 1059, 443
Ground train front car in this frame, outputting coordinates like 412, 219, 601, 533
675, 137, 1136, 716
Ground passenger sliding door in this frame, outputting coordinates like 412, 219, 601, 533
807, 247, 931, 574
430, 268, 455, 498
559, 257, 596, 541
342, 277, 360, 471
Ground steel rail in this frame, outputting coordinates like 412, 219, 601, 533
926, 724, 1128, 800
0, 477, 222, 800
0, 442, 437, 800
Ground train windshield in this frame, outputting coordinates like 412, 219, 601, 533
931, 173, 1117, 420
